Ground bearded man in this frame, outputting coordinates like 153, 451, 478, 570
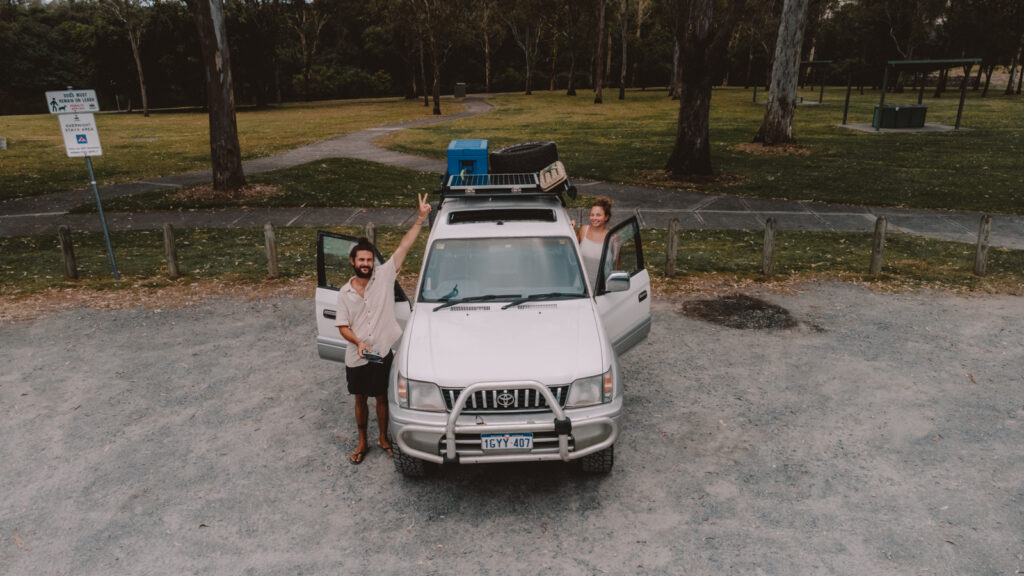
335, 193, 431, 464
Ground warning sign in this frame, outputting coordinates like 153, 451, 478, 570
58, 113, 103, 157
46, 90, 100, 114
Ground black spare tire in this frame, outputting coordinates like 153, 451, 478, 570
488, 141, 559, 174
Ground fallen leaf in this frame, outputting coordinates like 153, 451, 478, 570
968, 374, 977, 384
13, 531, 26, 550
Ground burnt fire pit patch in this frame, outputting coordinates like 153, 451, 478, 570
680, 294, 799, 330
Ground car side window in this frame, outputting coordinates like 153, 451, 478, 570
320, 235, 358, 290
596, 218, 644, 294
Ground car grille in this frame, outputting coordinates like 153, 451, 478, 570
441, 385, 570, 413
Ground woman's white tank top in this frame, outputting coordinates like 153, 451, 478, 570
579, 228, 603, 290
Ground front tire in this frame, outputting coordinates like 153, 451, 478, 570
394, 442, 428, 477
579, 445, 614, 474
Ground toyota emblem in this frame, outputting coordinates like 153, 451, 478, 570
496, 392, 515, 408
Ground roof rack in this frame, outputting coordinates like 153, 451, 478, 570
438, 172, 576, 205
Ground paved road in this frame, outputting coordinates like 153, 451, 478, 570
2, 96, 1022, 249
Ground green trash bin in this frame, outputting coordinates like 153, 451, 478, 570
893, 106, 911, 128
454, 82, 466, 98
873, 105, 897, 128
905, 105, 927, 128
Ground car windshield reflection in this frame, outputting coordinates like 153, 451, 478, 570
419, 237, 587, 303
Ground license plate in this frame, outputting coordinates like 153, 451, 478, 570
481, 433, 533, 451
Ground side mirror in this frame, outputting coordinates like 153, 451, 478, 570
605, 270, 630, 293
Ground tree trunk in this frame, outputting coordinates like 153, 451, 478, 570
669, 38, 681, 99
667, 77, 713, 175
567, 51, 577, 95
431, 48, 442, 115
631, 0, 646, 87
744, 42, 753, 88
184, 0, 246, 191
666, 0, 746, 177
420, 40, 429, 106
1006, 35, 1023, 95
483, 9, 492, 93
753, 0, 809, 145
619, 0, 628, 100
982, 63, 993, 97
594, 0, 606, 103
972, 64, 983, 90
525, 46, 533, 95
933, 68, 947, 98
550, 33, 559, 91
606, 20, 613, 86
127, 27, 149, 117
1018, 57, 1024, 94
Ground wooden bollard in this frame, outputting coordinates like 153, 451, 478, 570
870, 216, 887, 275
665, 218, 680, 278
163, 223, 179, 279
973, 214, 992, 276
365, 221, 376, 246
264, 222, 279, 278
58, 225, 77, 280
762, 218, 776, 276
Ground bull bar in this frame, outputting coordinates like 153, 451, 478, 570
394, 381, 617, 465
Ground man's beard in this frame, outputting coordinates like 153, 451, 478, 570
353, 264, 373, 278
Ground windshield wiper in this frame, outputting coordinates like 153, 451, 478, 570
432, 294, 521, 312
501, 292, 587, 310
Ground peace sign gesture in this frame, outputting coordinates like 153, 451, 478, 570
417, 192, 432, 221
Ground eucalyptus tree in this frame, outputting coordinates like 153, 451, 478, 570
753, 0, 809, 144
665, 0, 746, 177
618, 0, 628, 99
183, 0, 246, 190
594, 0, 606, 102
288, 0, 329, 102
392, 0, 471, 114
102, 0, 150, 116
503, 0, 551, 95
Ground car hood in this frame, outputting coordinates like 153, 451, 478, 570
402, 300, 605, 387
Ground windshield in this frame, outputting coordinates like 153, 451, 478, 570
419, 237, 588, 303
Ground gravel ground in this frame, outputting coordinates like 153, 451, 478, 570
1, 283, 1022, 575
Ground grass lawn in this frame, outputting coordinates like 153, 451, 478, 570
70, 158, 444, 212
3, 226, 1021, 300
379, 87, 1024, 214
0, 97, 464, 202
69, 158, 595, 212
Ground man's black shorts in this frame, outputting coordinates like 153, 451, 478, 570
345, 351, 394, 396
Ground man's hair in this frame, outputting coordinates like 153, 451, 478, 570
349, 237, 376, 260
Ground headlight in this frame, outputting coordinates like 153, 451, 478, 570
566, 369, 614, 408
396, 374, 445, 412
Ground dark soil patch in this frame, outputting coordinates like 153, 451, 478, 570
680, 293, 800, 330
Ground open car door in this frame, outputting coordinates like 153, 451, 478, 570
594, 217, 651, 356
315, 231, 412, 363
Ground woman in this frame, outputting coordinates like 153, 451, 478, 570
576, 197, 614, 291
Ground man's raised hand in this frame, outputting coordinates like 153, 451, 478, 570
418, 193, 432, 221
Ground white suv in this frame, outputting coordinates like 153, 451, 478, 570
314, 171, 650, 475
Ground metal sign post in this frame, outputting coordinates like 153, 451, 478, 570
50, 93, 120, 279
85, 155, 120, 279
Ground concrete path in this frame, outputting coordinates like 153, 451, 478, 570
2, 96, 1022, 249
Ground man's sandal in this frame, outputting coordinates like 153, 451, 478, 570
349, 447, 369, 465
377, 440, 394, 457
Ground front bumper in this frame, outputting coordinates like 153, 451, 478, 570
392, 381, 619, 465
